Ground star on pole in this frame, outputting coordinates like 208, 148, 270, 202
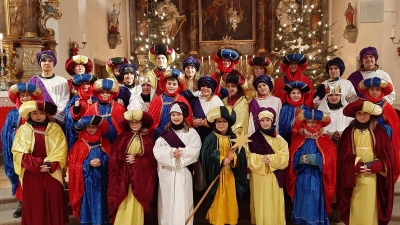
230, 131, 252, 152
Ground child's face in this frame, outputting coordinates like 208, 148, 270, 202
259, 117, 273, 130
113, 65, 121, 75
222, 59, 232, 68
290, 88, 301, 102
129, 120, 142, 132
156, 55, 167, 68
362, 55, 376, 69
328, 65, 340, 79
170, 112, 184, 125
124, 72, 135, 84
289, 63, 298, 73
141, 83, 152, 95
227, 82, 238, 97
74, 64, 85, 75
200, 86, 212, 97
306, 119, 317, 129
100, 91, 111, 101
327, 94, 341, 104
215, 118, 228, 134
83, 83, 90, 92
166, 79, 179, 94
355, 111, 371, 123
368, 87, 382, 99
185, 65, 196, 78
253, 66, 265, 77
40, 58, 54, 72
19, 92, 32, 103
257, 83, 270, 96
30, 110, 47, 123
86, 125, 98, 135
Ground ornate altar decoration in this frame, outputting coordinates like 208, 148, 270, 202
155, 0, 186, 39
1, 0, 62, 86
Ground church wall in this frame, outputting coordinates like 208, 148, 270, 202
50, 0, 130, 79
330, 0, 400, 105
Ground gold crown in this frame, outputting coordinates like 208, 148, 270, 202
325, 84, 341, 95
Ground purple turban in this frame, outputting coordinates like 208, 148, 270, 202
253, 75, 273, 92
359, 46, 378, 61
198, 76, 217, 92
182, 56, 200, 71
36, 50, 57, 67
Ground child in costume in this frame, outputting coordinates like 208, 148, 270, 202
29, 50, 69, 123
1, 83, 42, 218
65, 54, 93, 97
65, 74, 98, 151
313, 57, 357, 108
145, 44, 177, 95
68, 115, 111, 225
153, 102, 201, 225
127, 75, 155, 112
278, 81, 310, 145
85, 78, 126, 143
222, 70, 249, 134
338, 100, 395, 225
245, 56, 274, 100
248, 107, 289, 225
286, 109, 337, 225
317, 84, 353, 146
201, 106, 248, 225
148, 69, 193, 140
181, 56, 201, 102
358, 77, 400, 181
108, 110, 157, 225
12, 100, 67, 225
105, 57, 131, 108
119, 63, 138, 93
274, 53, 314, 108
248, 75, 282, 135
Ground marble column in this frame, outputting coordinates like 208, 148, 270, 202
187, 0, 199, 55
256, 0, 268, 53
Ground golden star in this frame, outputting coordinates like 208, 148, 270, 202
230, 131, 252, 152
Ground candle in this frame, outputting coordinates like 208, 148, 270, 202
201, 56, 204, 71
392, 29, 396, 38
208, 55, 211, 73
240, 56, 243, 71
245, 55, 248, 62
0, 33, 3, 53
82, 33, 86, 42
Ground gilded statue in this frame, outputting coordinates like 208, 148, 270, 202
156, 0, 186, 38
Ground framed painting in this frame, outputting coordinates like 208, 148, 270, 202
199, 0, 255, 43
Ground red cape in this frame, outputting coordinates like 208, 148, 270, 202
337, 124, 395, 225
68, 138, 111, 221
85, 100, 126, 135
381, 101, 400, 181
107, 131, 157, 223
148, 94, 193, 135
286, 133, 337, 214
274, 62, 314, 108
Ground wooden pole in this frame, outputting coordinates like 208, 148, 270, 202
185, 174, 220, 225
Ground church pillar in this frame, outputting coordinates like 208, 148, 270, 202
256, 0, 268, 53
188, 0, 199, 54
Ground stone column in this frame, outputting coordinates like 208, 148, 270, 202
256, 0, 268, 53
187, 0, 199, 54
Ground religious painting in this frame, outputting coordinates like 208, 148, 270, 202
199, 0, 255, 42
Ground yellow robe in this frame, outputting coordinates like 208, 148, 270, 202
206, 134, 239, 225
349, 129, 378, 225
114, 136, 144, 225
223, 96, 249, 134
247, 134, 288, 225
12, 122, 67, 185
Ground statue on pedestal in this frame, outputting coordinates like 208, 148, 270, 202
343, 3, 357, 43
109, 3, 121, 33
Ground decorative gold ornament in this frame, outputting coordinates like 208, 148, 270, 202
230, 131, 252, 152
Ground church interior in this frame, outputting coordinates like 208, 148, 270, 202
0, 0, 399, 224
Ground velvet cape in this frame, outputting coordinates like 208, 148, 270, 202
337, 124, 395, 225
286, 132, 337, 215
67, 137, 111, 221
200, 132, 248, 206
85, 100, 126, 135
107, 130, 157, 223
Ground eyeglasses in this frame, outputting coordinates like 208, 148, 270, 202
216, 120, 228, 124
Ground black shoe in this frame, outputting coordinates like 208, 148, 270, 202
13, 202, 22, 218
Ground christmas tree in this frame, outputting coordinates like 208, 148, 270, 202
273, 2, 341, 87
133, 0, 185, 74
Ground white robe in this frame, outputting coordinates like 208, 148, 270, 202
197, 95, 224, 116
359, 70, 395, 104
153, 128, 202, 225
248, 95, 282, 135
127, 85, 156, 112
317, 96, 353, 138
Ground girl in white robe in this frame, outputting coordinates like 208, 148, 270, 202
153, 101, 202, 225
